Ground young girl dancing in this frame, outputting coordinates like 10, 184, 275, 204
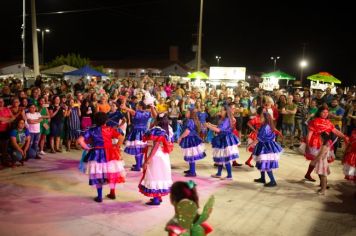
78, 112, 126, 202
343, 129, 356, 182
343, 129, 356, 198
314, 132, 332, 195
305, 106, 348, 182
139, 114, 174, 205
206, 105, 239, 180
178, 109, 206, 177
245, 107, 263, 168
250, 112, 283, 187
122, 100, 157, 171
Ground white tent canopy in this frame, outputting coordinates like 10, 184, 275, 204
0, 64, 33, 76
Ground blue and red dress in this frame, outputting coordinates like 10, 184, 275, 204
83, 125, 126, 185
139, 127, 173, 197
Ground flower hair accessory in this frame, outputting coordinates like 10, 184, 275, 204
186, 180, 196, 189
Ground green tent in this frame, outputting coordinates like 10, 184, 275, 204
261, 70, 296, 80
187, 71, 209, 80
307, 72, 341, 84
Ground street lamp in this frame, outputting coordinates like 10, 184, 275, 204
196, 0, 204, 71
299, 60, 308, 85
215, 55, 221, 66
270, 56, 280, 71
37, 28, 50, 65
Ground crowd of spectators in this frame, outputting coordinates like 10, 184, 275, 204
0, 75, 355, 168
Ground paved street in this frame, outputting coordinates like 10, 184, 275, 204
0, 145, 356, 236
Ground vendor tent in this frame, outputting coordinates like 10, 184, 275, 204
41, 65, 77, 75
63, 65, 107, 77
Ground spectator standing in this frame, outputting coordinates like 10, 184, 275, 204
329, 98, 345, 154
80, 99, 93, 130
346, 100, 356, 136
25, 104, 42, 159
168, 100, 180, 133
294, 93, 305, 140
38, 97, 50, 155
49, 96, 65, 153
65, 98, 81, 152
322, 87, 334, 105
10, 97, 26, 123
281, 95, 297, 149
0, 97, 15, 165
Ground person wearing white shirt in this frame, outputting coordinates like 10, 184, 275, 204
25, 104, 42, 159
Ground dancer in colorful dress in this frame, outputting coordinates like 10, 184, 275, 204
206, 106, 239, 180
139, 114, 173, 205
250, 112, 283, 187
121, 100, 157, 171
343, 129, 356, 181
165, 181, 214, 236
304, 106, 349, 182
245, 107, 263, 168
314, 132, 332, 195
178, 109, 206, 177
77, 112, 126, 202
198, 105, 208, 142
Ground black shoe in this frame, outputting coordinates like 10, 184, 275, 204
254, 178, 266, 184
145, 199, 160, 205
304, 175, 316, 182
264, 182, 277, 187
289, 146, 294, 150
183, 170, 190, 174
150, 197, 163, 202
131, 167, 141, 171
245, 162, 254, 168
184, 172, 197, 177
35, 155, 41, 159
232, 162, 243, 167
106, 193, 116, 200
94, 197, 102, 203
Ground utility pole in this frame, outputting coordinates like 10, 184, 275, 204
196, 0, 204, 72
31, 0, 40, 76
22, 0, 26, 85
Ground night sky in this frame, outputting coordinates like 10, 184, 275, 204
1, 0, 355, 85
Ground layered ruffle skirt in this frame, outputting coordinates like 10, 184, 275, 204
253, 140, 282, 171
179, 135, 206, 163
212, 133, 239, 164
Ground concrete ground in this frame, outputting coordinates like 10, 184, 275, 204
0, 145, 356, 236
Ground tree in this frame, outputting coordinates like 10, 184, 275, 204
45, 53, 90, 69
